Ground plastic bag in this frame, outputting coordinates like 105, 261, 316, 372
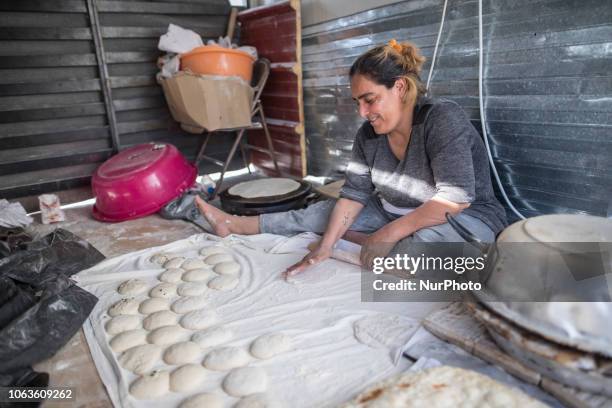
0, 228, 103, 384
158, 23, 203, 54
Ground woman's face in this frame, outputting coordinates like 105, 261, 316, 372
351, 74, 407, 135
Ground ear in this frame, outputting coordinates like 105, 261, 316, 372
394, 78, 409, 101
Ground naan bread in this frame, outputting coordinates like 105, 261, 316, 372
342, 366, 546, 408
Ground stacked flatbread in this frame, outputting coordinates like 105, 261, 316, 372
342, 366, 547, 408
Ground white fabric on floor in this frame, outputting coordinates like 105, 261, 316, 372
76, 232, 441, 408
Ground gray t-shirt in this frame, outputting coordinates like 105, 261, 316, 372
339, 96, 508, 235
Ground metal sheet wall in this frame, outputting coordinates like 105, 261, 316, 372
0, 0, 242, 200
302, 0, 612, 219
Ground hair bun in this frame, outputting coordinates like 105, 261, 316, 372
397, 41, 426, 74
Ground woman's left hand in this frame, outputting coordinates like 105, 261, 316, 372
360, 227, 398, 269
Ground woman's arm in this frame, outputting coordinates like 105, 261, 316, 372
359, 197, 469, 267
284, 198, 364, 277
379, 197, 468, 242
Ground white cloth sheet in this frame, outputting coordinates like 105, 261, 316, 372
76, 232, 440, 408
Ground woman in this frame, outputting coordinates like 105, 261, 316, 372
195, 39, 507, 276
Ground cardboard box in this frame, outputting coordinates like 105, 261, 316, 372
160, 72, 254, 133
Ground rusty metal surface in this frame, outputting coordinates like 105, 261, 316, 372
238, 0, 306, 178
301, 0, 612, 220
469, 302, 612, 397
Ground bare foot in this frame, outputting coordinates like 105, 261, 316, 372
194, 196, 233, 237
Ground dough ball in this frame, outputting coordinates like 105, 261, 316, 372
129, 370, 169, 399
110, 329, 147, 353
143, 310, 179, 330
149, 282, 177, 298
172, 296, 208, 314
192, 326, 233, 349
163, 341, 201, 365
148, 325, 190, 345
234, 394, 281, 408
159, 268, 183, 283
180, 393, 223, 408
139, 298, 169, 314
208, 275, 239, 291
250, 333, 291, 360
119, 344, 162, 375
117, 279, 148, 296
213, 261, 241, 276
105, 315, 141, 335
182, 258, 208, 270
170, 363, 206, 392
203, 347, 249, 371
164, 257, 185, 269
150, 253, 170, 265
178, 282, 208, 297
199, 246, 227, 257
180, 309, 217, 330
182, 268, 216, 282
204, 253, 234, 265
222, 367, 268, 397
108, 298, 140, 317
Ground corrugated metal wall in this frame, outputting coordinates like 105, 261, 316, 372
0, 0, 242, 200
302, 0, 612, 219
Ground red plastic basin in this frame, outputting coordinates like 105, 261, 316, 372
92, 143, 197, 222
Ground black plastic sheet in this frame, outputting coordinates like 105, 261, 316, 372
0, 228, 103, 386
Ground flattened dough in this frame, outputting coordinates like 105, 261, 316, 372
180, 309, 217, 330
182, 268, 216, 282
199, 246, 227, 257
192, 326, 232, 349
213, 261, 241, 276
182, 258, 208, 270
105, 315, 141, 335
110, 329, 147, 353
148, 325, 190, 345
119, 344, 162, 374
150, 282, 177, 298
139, 298, 169, 314
108, 298, 140, 317
163, 341, 201, 365
170, 364, 206, 392
178, 282, 208, 297
208, 275, 239, 291
117, 279, 148, 296
228, 178, 300, 199
129, 370, 169, 399
150, 253, 170, 265
250, 333, 291, 359
343, 366, 548, 408
235, 394, 281, 408
172, 296, 208, 313
164, 257, 185, 269
204, 253, 234, 265
159, 268, 183, 283
222, 367, 268, 397
180, 393, 223, 408
143, 310, 178, 330
203, 347, 249, 371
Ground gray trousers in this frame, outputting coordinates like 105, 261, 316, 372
260, 197, 495, 254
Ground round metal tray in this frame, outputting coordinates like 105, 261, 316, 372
219, 179, 312, 215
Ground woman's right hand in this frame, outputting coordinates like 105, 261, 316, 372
282, 244, 333, 279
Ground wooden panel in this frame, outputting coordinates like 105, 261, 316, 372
238, 0, 306, 178
0, 0, 232, 199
